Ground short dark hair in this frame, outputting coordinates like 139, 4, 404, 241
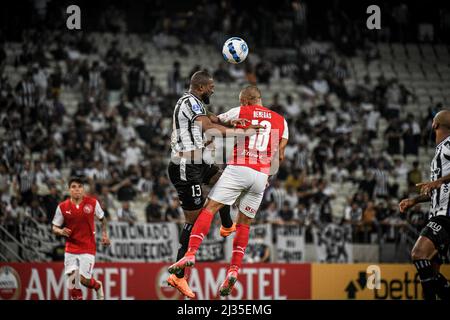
68, 177, 85, 187
190, 71, 212, 89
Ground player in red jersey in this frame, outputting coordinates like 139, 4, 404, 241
52, 177, 111, 300
168, 85, 289, 297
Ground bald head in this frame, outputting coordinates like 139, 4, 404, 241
189, 71, 214, 104
190, 71, 213, 89
239, 86, 262, 106
433, 110, 450, 131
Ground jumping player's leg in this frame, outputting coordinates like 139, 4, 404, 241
219, 176, 265, 297
431, 254, 450, 300
167, 162, 206, 298
204, 165, 234, 230
175, 209, 199, 278
411, 236, 438, 300
219, 212, 252, 297
168, 199, 225, 275
78, 254, 104, 300
413, 216, 450, 300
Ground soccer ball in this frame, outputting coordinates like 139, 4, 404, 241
222, 37, 249, 64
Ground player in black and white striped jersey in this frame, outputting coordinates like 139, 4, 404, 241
399, 110, 450, 300
167, 70, 260, 298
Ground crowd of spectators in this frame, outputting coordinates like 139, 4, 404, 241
0, 1, 447, 251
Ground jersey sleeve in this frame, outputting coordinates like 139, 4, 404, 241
52, 206, 64, 227
443, 141, 450, 158
218, 107, 241, 123
282, 119, 289, 140
95, 200, 105, 219
185, 98, 207, 121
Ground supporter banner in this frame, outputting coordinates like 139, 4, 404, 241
311, 263, 450, 300
275, 225, 305, 262
18, 218, 59, 261
313, 224, 353, 263
95, 222, 179, 262
0, 262, 311, 300
196, 225, 230, 262
244, 224, 273, 263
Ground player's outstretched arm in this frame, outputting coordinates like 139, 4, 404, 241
416, 172, 450, 195
195, 115, 259, 137
398, 194, 430, 213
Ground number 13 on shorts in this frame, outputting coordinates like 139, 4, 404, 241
191, 185, 202, 197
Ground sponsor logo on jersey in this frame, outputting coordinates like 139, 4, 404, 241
192, 104, 202, 113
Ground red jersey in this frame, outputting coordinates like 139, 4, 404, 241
218, 105, 289, 174
52, 195, 105, 255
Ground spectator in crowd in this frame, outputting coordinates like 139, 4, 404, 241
167, 61, 184, 96
213, 62, 233, 83
385, 118, 403, 155
116, 201, 137, 225
146, 193, 163, 223
407, 161, 422, 194
165, 198, 183, 223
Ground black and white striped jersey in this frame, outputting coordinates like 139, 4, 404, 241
170, 92, 208, 154
430, 136, 450, 218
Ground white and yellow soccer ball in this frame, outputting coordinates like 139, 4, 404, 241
222, 37, 249, 64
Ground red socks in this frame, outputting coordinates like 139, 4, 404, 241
69, 288, 82, 300
87, 278, 100, 290
186, 209, 250, 272
231, 224, 250, 270
187, 208, 214, 254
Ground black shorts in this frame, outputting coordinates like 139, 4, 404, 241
420, 215, 450, 263
168, 160, 220, 211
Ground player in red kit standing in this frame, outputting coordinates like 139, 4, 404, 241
168, 86, 289, 296
52, 177, 111, 300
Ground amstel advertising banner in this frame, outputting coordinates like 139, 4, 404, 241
0, 262, 311, 300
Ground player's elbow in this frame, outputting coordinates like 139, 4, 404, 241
52, 225, 59, 235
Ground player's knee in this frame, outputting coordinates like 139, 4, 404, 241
411, 246, 429, 260
237, 213, 252, 225
204, 200, 222, 214
79, 275, 90, 287
184, 210, 200, 224
67, 271, 76, 288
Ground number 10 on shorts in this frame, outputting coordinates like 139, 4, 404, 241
248, 120, 271, 151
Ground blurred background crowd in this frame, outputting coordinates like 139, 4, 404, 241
0, 0, 449, 255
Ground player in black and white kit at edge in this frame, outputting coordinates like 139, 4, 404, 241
400, 110, 450, 300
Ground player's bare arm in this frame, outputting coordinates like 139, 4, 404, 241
52, 224, 72, 237
416, 172, 450, 195
195, 115, 260, 137
207, 109, 250, 127
399, 194, 431, 213
279, 138, 288, 163
98, 217, 111, 246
